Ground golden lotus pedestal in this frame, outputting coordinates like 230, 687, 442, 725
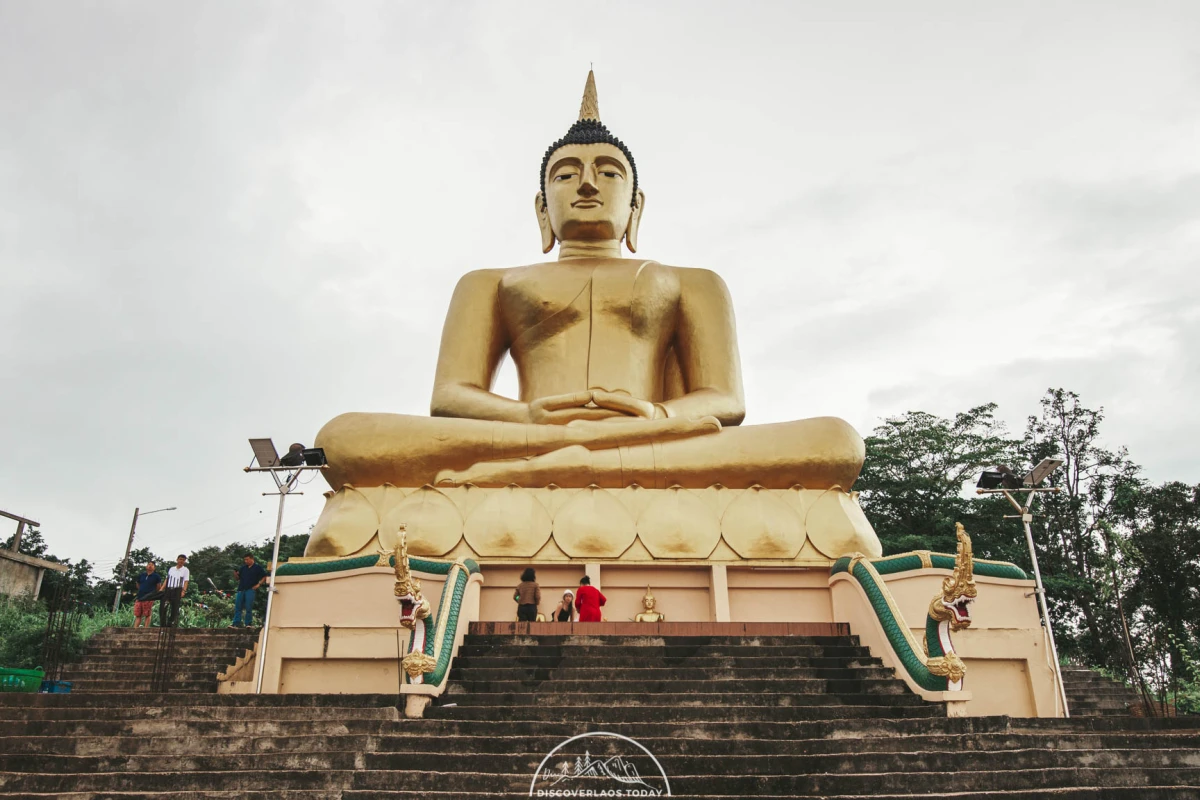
305, 483, 882, 563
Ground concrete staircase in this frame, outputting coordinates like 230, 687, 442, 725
1061, 665, 1147, 716
58, 627, 260, 693
0, 629, 1197, 798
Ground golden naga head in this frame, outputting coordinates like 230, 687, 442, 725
534, 70, 646, 254
929, 522, 978, 631
393, 524, 431, 629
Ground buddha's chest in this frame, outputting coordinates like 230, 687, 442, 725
498, 261, 680, 348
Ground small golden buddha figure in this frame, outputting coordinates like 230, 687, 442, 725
634, 586, 665, 623
314, 70, 864, 499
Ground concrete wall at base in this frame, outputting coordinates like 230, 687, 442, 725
281, 657, 402, 694
727, 567, 833, 622
830, 569, 1063, 718
474, 563, 835, 624
243, 566, 482, 695
238, 558, 1062, 717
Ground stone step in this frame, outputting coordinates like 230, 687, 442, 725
462, 634, 861, 645
4, 746, 1199, 780
340, 792, 1200, 800
0, 705, 399, 723
0, 693, 399, 708
347, 766, 1200, 794
456, 643, 877, 657
80, 647, 251, 659
0, 719, 396, 740
60, 666, 227, 678
6, 765, 1200, 796
444, 676, 910, 694
1066, 687, 1143, 698
439, 691, 928, 707
0, 751, 365, 773
448, 665, 885, 681
2, 629, 1192, 799
0, 733, 375, 756
459, 638, 872, 650
86, 631, 257, 640
423, 703, 945, 722
0, 769, 354, 793
51, 681, 220, 694
447, 654, 882, 668
358, 745, 1200, 773
5, 730, 1198, 758
0, 793, 342, 800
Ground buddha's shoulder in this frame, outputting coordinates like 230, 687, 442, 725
452, 262, 730, 291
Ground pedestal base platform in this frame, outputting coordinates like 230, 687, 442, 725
305, 482, 882, 563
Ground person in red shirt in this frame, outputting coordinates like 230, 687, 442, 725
574, 575, 606, 622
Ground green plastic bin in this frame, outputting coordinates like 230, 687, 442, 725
0, 667, 45, 693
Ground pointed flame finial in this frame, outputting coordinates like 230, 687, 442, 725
578, 69, 600, 121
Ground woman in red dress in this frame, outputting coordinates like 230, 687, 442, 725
574, 575, 606, 622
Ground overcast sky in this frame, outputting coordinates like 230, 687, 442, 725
2, 1, 1197, 574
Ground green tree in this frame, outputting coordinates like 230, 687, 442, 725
857, 403, 1021, 558
1122, 481, 1200, 691
1020, 388, 1144, 673
3, 526, 50, 558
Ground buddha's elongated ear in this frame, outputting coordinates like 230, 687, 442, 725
625, 189, 646, 253
534, 193, 556, 254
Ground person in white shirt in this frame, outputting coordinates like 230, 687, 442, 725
159, 554, 190, 628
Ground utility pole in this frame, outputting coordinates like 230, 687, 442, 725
113, 508, 140, 612
112, 506, 177, 612
977, 481, 1070, 717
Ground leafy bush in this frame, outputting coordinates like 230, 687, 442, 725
0, 595, 233, 671
0, 597, 49, 670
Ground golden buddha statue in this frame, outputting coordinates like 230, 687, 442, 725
634, 587, 665, 623
305, 72, 879, 562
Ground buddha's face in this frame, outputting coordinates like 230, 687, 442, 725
542, 143, 638, 243
643, 595, 655, 611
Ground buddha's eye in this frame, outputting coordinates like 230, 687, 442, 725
601, 171, 621, 179
554, 173, 576, 182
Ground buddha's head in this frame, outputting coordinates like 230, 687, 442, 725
536, 71, 645, 255
642, 586, 656, 611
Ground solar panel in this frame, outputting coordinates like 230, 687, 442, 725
1026, 458, 1064, 487
249, 438, 280, 469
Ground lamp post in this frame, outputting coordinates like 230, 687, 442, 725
976, 458, 1069, 717
244, 439, 327, 693
112, 506, 177, 612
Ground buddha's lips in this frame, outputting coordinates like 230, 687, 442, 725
572, 200, 602, 208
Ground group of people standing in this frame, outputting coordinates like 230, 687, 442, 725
129, 553, 268, 628
131, 555, 192, 628
514, 568, 607, 622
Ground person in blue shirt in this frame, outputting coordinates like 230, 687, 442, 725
132, 561, 163, 628
230, 554, 268, 628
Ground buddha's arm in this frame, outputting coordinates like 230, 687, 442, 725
430, 270, 528, 423
662, 268, 747, 426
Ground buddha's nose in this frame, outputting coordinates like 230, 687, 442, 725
578, 174, 599, 197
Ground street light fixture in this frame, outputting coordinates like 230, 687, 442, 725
243, 438, 327, 694
976, 457, 1069, 716
112, 506, 178, 612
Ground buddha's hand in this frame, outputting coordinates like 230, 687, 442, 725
527, 391, 627, 424
590, 390, 667, 421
